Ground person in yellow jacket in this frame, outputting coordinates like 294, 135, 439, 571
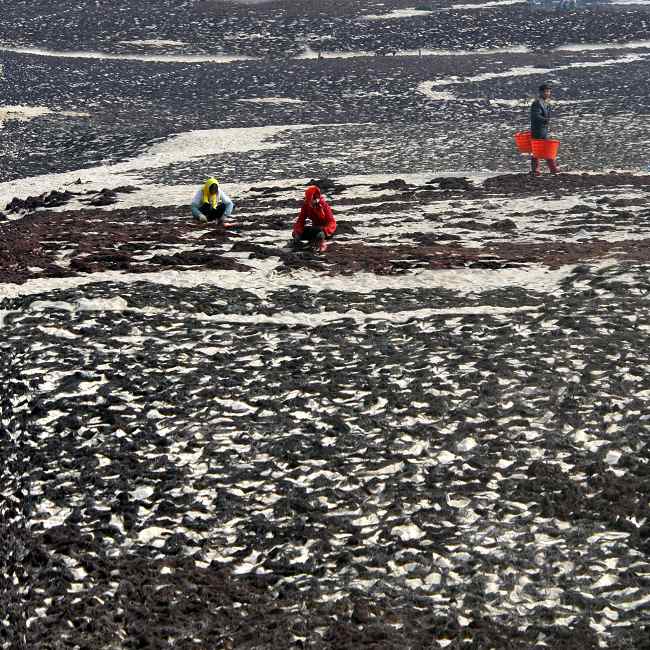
190, 177, 235, 224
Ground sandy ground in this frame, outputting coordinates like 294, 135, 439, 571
2, 1, 650, 648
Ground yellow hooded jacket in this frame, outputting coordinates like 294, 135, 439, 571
202, 177, 221, 208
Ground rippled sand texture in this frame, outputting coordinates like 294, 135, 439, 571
2, 0, 650, 647
3, 170, 650, 647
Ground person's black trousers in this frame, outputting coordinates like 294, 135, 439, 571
295, 226, 329, 243
200, 202, 228, 222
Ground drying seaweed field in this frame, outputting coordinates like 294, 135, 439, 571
2, 0, 650, 648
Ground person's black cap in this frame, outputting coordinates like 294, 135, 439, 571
539, 83, 552, 93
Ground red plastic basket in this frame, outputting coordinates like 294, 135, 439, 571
514, 130, 532, 154
531, 138, 560, 160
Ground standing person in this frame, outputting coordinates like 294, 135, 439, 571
530, 83, 559, 176
191, 177, 235, 225
292, 185, 336, 252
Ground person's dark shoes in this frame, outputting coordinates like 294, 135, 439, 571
310, 239, 328, 253
530, 156, 541, 177
309, 231, 321, 251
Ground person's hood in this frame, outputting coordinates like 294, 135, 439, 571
202, 177, 220, 207
304, 185, 321, 205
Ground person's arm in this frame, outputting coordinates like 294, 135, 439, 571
531, 100, 548, 125
321, 200, 336, 236
191, 189, 203, 218
292, 206, 307, 237
219, 189, 235, 217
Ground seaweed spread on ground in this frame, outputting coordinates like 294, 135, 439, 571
3, 173, 650, 284
2, 170, 650, 648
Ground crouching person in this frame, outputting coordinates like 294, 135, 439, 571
191, 177, 235, 225
292, 185, 336, 252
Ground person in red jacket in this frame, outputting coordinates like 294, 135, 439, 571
292, 185, 336, 252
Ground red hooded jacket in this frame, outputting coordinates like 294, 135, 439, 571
292, 186, 337, 237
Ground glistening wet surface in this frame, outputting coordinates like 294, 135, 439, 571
3, 172, 650, 647
3, 0, 650, 646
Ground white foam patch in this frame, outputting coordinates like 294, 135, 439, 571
0, 105, 89, 127
14, 299, 541, 327
130, 485, 155, 500
417, 86, 459, 101
428, 66, 554, 87
449, 0, 525, 8
138, 526, 169, 545
0, 45, 256, 64
36, 500, 72, 529
0, 130, 499, 223
119, 39, 188, 48
0, 264, 576, 303
239, 97, 305, 104
38, 326, 78, 339
0, 123, 318, 209
363, 8, 434, 19
29, 297, 128, 312
416, 86, 592, 105
420, 45, 530, 56
296, 48, 375, 59
392, 524, 426, 541
363, 0, 527, 16
457, 437, 478, 452
555, 40, 650, 52
297, 45, 530, 60
130, 125, 314, 167
424, 53, 649, 88
489, 98, 593, 107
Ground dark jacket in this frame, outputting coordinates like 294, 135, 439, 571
530, 98, 551, 139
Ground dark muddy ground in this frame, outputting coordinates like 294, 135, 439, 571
2, 173, 650, 284
1, 0, 650, 181
2, 1, 650, 647
0, 0, 648, 56
3, 47, 650, 181
2, 172, 650, 648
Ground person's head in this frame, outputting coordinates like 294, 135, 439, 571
305, 185, 321, 208
539, 83, 552, 100
202, 177, 220, 204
